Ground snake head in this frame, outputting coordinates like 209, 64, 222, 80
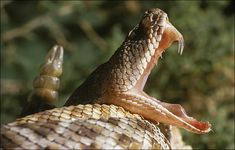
127, 8, 184, 58
124, 9, 211, 134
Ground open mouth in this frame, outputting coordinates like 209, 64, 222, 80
134, 20, 211, 133
150, 27, 211, 134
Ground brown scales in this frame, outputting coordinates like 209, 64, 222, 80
1, 8, 211, 149
1, 104, 171, 149
66, 8, 211, 134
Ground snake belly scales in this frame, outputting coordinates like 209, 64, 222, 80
0, 8, 211, 149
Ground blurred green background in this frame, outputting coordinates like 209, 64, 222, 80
1, 1, 234, 149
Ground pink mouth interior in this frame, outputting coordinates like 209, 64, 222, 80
160, 102, 211, 132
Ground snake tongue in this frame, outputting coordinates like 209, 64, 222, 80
159, 102, 211, 133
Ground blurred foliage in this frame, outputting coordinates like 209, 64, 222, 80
1, 1, 234, 149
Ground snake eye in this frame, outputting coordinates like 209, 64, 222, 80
152, 15, 158, 21
141, 16, 151, 28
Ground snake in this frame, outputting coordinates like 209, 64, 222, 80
1, 8, 211, 149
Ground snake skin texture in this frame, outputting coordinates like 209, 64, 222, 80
108, 10, 167, 92
66, 8, 211, 134
1, 8, 209, 149
1, 104, 170, 149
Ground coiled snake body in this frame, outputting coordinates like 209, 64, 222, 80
1, 8, 211, 149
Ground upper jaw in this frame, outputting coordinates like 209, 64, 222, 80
154, 20, 184, 56
165, 21, 184, 55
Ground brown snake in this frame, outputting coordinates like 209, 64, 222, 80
1, 8, 211, 149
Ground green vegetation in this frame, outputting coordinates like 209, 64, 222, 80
1, 1, 234, 149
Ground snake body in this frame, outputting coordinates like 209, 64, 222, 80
1, 104, 170, 149
1, 8, 210, 149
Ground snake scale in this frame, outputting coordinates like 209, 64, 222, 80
1, 8, 211, 149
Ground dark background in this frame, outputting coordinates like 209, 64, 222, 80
1, 1, 234, 149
